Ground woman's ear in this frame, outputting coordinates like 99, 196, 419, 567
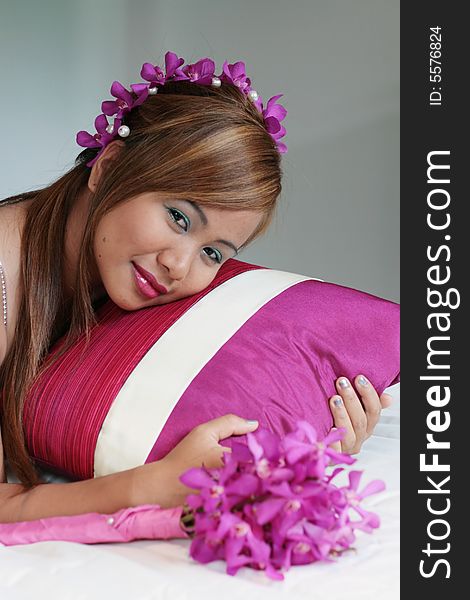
88, 141, 125, 193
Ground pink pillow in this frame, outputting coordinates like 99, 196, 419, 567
23, 259, 400, 481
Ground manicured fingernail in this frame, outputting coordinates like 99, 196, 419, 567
338, 378, 349, 388
333, 397, 343, 407
358, 375, 368, 386
246, 420, 258, 426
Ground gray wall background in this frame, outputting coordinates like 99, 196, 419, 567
0, 0, 399, 301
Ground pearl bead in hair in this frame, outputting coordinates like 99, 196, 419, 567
211, 76, 221, 88
105, 124, 114, 134
118, 125, 130, 137
248, 89, 259, 102
148, 86, 158, 95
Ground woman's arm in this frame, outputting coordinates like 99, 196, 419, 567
0, 414, 258, 524
0, 465, 142, 523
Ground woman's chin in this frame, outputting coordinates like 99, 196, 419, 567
113, 290, 171, 311
98, 285, 140, 311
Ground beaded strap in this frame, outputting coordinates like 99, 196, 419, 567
0, 261, 7, 327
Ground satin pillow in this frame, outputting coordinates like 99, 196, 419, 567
23, 259, 400, 480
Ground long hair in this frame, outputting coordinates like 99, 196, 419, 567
0, 81, 283, 488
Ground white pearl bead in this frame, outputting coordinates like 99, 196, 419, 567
117, 125, 130, 137
105, 124, 114, 134
107, 517, 115, 525
211, 76, 221, 88
248, 90, 259, 102
148, 86, 158, 95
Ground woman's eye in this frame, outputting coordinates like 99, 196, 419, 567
167, 207, 189, 232
203, 247, 223, 264
167, 206, 222, 265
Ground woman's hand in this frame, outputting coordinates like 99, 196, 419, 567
328, 374, 393, 455
135, 414, 259, 508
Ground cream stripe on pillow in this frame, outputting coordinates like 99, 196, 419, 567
94, 269, 320, 477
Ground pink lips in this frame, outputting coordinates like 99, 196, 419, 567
132, 262, 168, 299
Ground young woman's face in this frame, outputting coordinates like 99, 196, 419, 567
91, 193, 263, 310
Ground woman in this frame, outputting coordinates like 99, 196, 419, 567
0, 52, 392, 523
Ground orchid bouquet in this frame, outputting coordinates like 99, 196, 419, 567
180, 422, 385, 581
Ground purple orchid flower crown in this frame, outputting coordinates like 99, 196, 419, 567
76, 51, 287, 167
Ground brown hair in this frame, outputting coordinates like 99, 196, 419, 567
0, 80, 283, 487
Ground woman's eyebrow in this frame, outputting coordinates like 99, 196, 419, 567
184, 200, 239, 256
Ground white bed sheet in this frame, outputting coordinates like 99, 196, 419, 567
0, 383, 400, 600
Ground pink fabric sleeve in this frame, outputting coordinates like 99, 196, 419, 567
0, 504, 189, 547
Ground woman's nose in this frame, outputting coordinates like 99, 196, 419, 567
157, 247, 193, 282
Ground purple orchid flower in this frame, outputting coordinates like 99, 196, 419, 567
140, 51, 186, 88
140, 62, 166, 87
173, 57, 216, 85
220, 60, 252, 93
261, 94, 288, 153
283, 421, 355, 478
164, 50, 187, 80
101, 80, 148, 120
184, 496, 273, 577
334, 470, 385, 531
180, 456, 259, 514
76, 114, 113, 149
76, 113, 122, 167
279, 519, 338, 567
